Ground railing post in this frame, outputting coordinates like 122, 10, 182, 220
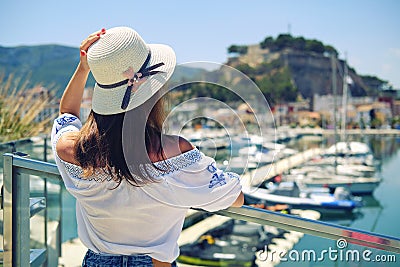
44, 177, 48, 266
13, 172, 30, 266
58, 182, 63, 256
3, 153, 31, 267
43, 135, 48, 162
14, 162, 31, 266
3, 154, 13, 267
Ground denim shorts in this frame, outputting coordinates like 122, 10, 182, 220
82, 249, 177, 267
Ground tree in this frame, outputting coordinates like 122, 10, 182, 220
258, 34, 340, 56
236, 64, 255, 76
255, 67, 297, 104
292, 37, 306, 51
324, 45, 338, 57
260, 36, 275, 49
275, 34, 294, 50
227, 45, 248, 55
305, 39, 325, 54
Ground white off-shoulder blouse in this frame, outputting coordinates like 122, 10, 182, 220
51, 113, 242, 262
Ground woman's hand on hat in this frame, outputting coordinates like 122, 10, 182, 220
79, 28, 106, 72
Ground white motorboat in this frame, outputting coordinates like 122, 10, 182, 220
243, 181, 362, 215
238, 145, 277, 166
291, 164, 376, 177
184, 129, 229, 150
230, 133, 264, 148
323, 142, 376, 166
290, 172, 381, 195
325, 141, 371, 156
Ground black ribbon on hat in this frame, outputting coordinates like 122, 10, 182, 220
97, 51, 165, 110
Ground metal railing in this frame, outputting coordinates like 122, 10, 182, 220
2, 153, 400, 266
2, 153, 62, 267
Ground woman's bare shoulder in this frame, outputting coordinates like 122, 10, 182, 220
161, 134, 195, 159
56, 132, 79, 165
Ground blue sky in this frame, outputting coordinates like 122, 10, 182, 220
1, 0, 399, 87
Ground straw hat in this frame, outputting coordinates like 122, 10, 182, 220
87, 26, 176, 115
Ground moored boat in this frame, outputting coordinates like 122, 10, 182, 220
290, 164, 376, 177
296, 172, 381, 195
243, 181, 362, 215
178, 220, 272, 267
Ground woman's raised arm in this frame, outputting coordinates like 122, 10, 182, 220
59, 28, 105, 117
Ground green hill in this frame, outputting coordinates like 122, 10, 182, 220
0, 45, 87, 97
0, 45, 206, 97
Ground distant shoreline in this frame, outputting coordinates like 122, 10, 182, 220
293, 128, 400, 136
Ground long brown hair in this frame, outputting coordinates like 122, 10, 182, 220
75, 91, 168, 186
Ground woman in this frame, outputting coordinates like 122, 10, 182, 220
51, 26, 243, 267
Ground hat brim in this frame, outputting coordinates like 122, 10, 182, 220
92, 44, 176, 115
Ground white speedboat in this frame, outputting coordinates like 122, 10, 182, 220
291, 164, 376, 177
238, 145, 277, 166
243, 181, 362, 215
231, 133, 264, 148
185, 130, 229, 150
323, 142, 376, 166
325, 141, 371, 156
292, 172, 381, 195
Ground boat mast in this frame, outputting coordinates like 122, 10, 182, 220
341, 53, 348, 142
331, 54, 338, 172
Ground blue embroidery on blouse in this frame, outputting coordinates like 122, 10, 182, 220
61, 161, 114, 182
61, 149, 203, 182
226, 172, 240, 180
62, 161, 84, 179
56, 115, 77, 126
148, 149, 203, 177
207, 162, 217, 173
209, 172, 227, 188
55, 115, 78, 133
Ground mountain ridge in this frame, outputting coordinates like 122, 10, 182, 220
0, 39, 391, 102
0, 44, 206, 97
